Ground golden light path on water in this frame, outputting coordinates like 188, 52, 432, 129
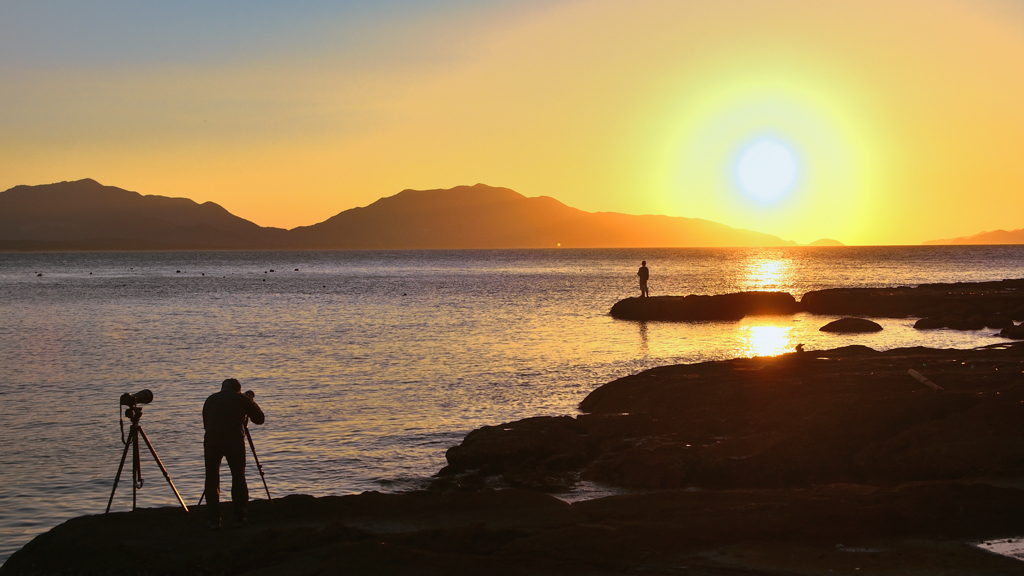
735, 255, 795, 358
740, 256, 791, 292
739, 325, 794, 358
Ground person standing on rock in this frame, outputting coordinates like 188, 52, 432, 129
203, 378, 265, 528
637, 261, 650, 298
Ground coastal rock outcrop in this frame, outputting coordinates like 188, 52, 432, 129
819, 317, 883, 333
7, 482, 1024, 575
1001, 322, 1024, 339
801, 278, 1024, 318
440, 343, 1024, 491
610, 279, 1024, 327
609, 291, 800, 321
438, 414, 658, 492
915, 313, 1013, 331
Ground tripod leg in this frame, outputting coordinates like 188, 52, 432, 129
245, 426, 272, 502
132, 428, 141, 511
198, 489, 205, 507
137, 426, 190, 513
106, 427, 137, 513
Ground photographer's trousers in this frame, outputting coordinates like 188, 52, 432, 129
204, 437, 248, 520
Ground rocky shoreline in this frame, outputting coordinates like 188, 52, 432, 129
6, 341, 1024, 574
611, 279, 1024, 330
439, 342, 1024, 493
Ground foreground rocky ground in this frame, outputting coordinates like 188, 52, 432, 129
440, 343, 1024, 492
6, 342, 1024, 575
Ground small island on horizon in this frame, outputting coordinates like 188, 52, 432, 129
807, 237, 845, 246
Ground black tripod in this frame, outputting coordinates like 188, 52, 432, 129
198, 419, 272, 506
106, 405, 189, 513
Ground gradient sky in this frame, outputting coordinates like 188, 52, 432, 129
2, 0, 1024, 245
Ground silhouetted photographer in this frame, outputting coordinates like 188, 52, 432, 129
203, 378, 264, 528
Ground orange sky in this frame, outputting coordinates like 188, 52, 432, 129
2, 0, 1024, 244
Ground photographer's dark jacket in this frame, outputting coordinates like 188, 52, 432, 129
203, 391, 265, 444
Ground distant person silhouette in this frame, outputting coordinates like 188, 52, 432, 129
637, 261, 650, 298
203, 378, 264, 528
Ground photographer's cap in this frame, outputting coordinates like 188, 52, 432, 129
222, 378, 242, 392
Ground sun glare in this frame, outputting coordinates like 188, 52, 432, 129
734, 138, 798, 203
661, 62, 882, 243
741, 325, 792, 358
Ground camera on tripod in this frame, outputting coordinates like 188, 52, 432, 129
107, 387, 189, 514
120, 389, 153, 407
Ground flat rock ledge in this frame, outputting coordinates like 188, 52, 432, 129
803, 278, 1024, 318
609, 278, 1024, 327
819, 317, 883, 333
609, 291, 800, 321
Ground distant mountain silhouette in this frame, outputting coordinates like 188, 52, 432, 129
0, 179, 286, 250
923, 228, 1024, 245
807, 238, 844, 246
287, 184, 794, 248
0, 180, 795, 250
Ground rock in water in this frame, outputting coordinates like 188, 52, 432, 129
1001, 323, 1024, 339
914, 317, 946, 330
609, 292, 801, 321
819, 318, 883, 333
987, 314, 1015, 329
801, 279, 1024, 319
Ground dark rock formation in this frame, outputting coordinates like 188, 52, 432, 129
441, 344, 1024, 492
914, 317, 946, 329
801, 278, 1024, 318
6, 483, 1024, 575
819, 317, 883, 333
987, 314, 1016, 328
915, 313, 1015, 331
1001, 323, 1024, 339
439, 414, 657, 493
1, 490, 573, 576
610, 280, 1024, 328
609, 292, 800, 321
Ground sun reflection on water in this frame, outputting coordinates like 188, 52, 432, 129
741, 256, 791, 292
739, 325, 793, 358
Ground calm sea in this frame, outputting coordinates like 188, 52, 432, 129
1, 246, 1022, 562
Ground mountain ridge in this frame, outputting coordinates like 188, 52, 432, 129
923, 228, 1024, 245
0, 179, 287, 249
0, 179, 796, 250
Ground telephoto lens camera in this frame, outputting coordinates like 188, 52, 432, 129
120, 389, 154, 407
106, 387, 190, 513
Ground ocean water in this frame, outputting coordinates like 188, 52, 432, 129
1, 246, 1022, 563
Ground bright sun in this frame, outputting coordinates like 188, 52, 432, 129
734, 138, 799, 203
